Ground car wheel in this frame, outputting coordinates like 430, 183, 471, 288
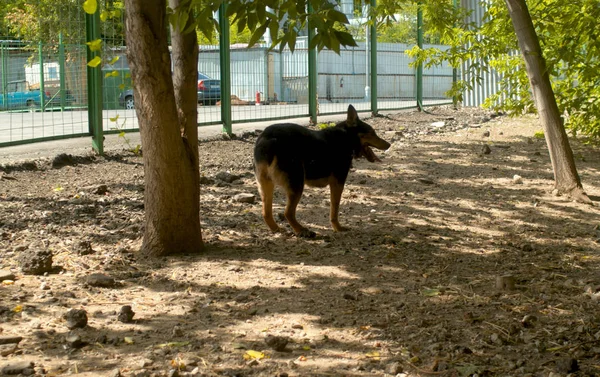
26, 100, 36, 112
125, 96, 134, 110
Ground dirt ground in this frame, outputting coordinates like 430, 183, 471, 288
1, 106, 600, 377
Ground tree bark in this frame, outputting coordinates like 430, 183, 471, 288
124, 0, 204, 256
505, 0, 590, 203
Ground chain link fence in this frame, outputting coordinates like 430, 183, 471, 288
0, 2, 456, 148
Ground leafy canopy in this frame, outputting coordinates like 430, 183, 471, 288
408, 0, 600, 139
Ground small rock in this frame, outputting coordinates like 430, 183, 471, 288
416, 178, 434, 185
552, 189, 561, 197
199, 176, 213, 185
111, 369, 122, 377
140, 359, 154, 368
215, 171, 240, 183
291, 324, 303, 330
385, 362, 402, 374
40, 281, 50, 290
265, 335, 289, 352
86, 273, 116, 288
234, 293, 250, 302
64, 309, 88, 329
167, 369, 180, 377
0, 270, 15, 282
481, 144, 492, 155
555, 358, 578, 374
0, 343, 17, 356
93, 185, 109, 195
66, 334, 84, 348
118, 305, 135, 323
172, 326, 183, 337
482, 130, 490, 137
75, 240, 95, 256
1, 361, 34, 375
0, 336, 22, 345
343, 293, 357, 300
496, 275, 516, 291
430, 121, 445, 128
521, 314, 538, 328
233, 193, 256, 204
512, 175, 523, 184
18, 249, 53, 275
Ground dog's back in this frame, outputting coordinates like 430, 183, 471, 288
254, 123, 323, 169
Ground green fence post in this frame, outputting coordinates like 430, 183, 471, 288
370, 0, 377, 115
86, 9, 103, 155
1, 42, 6, 111
219, 3, 232, 135
39, 41, 46, 110
452, 0, 458, 109
308, 3, 318, 124
416, 2, 423, 111
59, 33, 67, 110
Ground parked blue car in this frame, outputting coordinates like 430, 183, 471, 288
119, 73, 221, 109
0, 80, 50, 110
196, 73, 221, 105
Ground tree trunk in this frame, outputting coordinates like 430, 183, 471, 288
124, 0, 204, 256
505, 0, 590, 203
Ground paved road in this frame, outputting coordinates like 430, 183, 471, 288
0, 99, 450, 163
0, 99, 450, 146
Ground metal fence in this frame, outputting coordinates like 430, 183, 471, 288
0, 2, 457, 149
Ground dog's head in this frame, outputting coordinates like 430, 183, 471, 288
343, 105, 391, 162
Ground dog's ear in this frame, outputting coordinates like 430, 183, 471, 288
346, 105, 358, 126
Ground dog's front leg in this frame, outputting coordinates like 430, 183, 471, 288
329, 180, 348, 232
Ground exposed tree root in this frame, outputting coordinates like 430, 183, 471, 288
567, 186, 593, 205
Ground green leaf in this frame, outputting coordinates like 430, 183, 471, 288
248, 23, 268, 47
334, 30, 358, 48
326, 9, 349, 24
422, 288, 441, 297
308, 34, 322, 50
288, 30, 297, 52
178, 11, 189, 32
257, 6, 266, 23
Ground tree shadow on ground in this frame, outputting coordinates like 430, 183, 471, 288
2, 115, 600, 376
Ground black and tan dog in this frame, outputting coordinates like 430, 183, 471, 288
253, 105, 391, 238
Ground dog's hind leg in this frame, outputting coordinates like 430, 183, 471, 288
329, 179, 348, 232
283, 186, 316, 238
255, 162, 279, 232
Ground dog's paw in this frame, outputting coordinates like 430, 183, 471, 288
332, 223, 350, 232
296, 228, 317, 239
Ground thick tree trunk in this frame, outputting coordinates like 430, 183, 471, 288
505, 0, 590, 203
124, 0, 204, 256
